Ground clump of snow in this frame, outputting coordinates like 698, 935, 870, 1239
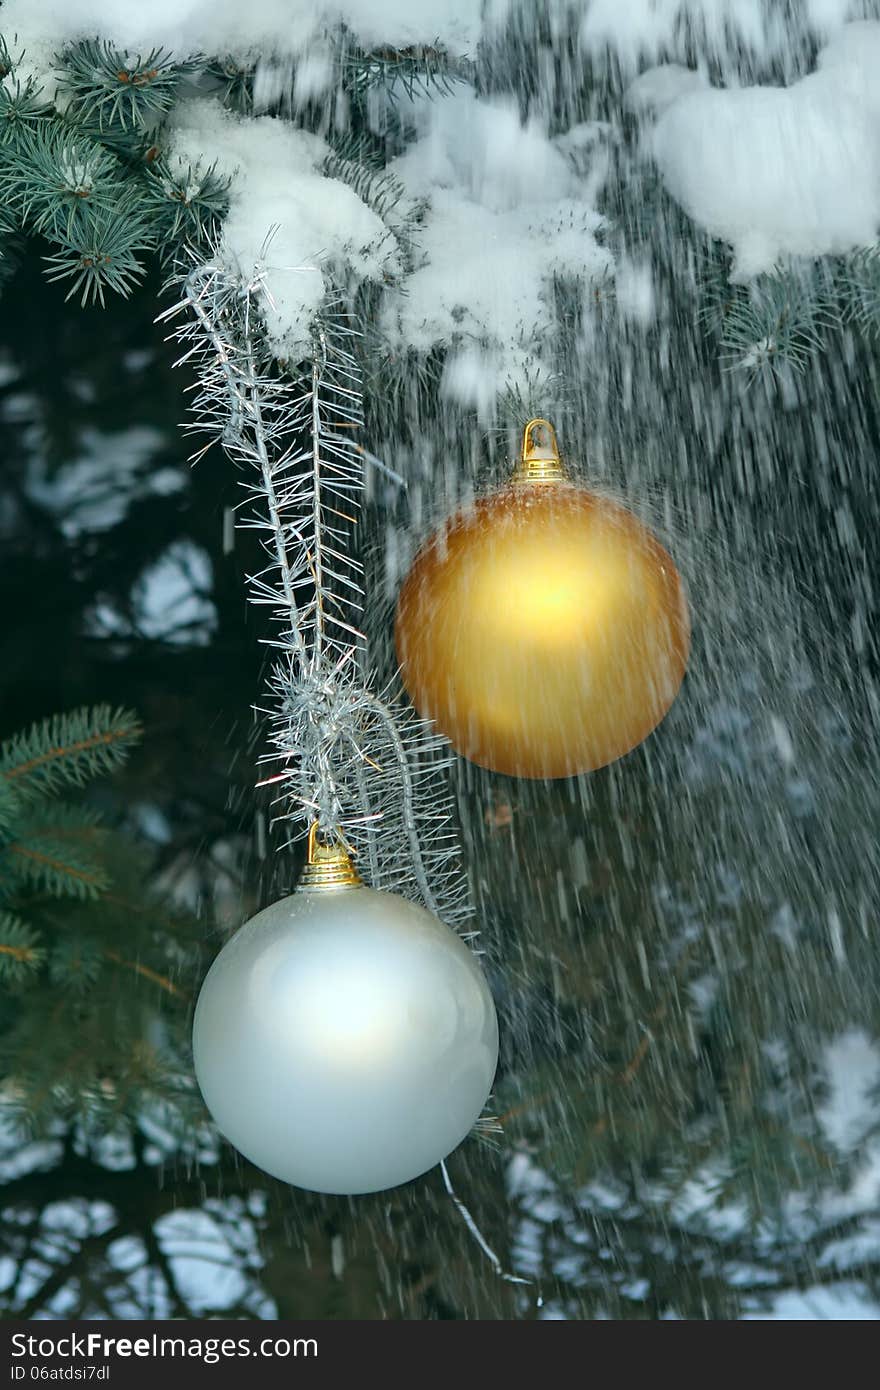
0, 0, 483, 63
154, 1208, 252, 1313
625, 63, 708, 115
291, 50, 335, 109
807, 0, 863, 31
742, 1282, 880, 1319
816, 18, 880, 119
24, 425, 178, 538
580, 0, 861, 72
169, 99, 400, 358
440, 344, 508, 424
768, 713, 795, 767
554, 122, 613, 155
613, 258, 657, 325
2, 0, 864, 85
394, 89, 578, 214
581, 0, 776, 70
650, 20, 880, 278
817, 1029, 880, 1155
136, 541, 217, 645
381, 90, 612, 402
86, 540, 217, 646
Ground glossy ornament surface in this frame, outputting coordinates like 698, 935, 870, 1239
192, 840, 498, 1194
395, 420, 690, 779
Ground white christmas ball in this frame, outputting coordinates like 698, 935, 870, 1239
192, 884, 498, 1194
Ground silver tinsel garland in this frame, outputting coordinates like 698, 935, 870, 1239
157, 248, 472, 930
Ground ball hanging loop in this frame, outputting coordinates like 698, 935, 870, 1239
298, 821, 362, 892
511, 417, 568, 486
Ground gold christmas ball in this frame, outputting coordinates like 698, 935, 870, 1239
394, 420, 691, 779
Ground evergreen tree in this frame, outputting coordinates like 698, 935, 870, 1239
2, 2, 880, 1320
0, 707, 203, 1136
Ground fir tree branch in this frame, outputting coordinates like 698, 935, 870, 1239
48, 935, 104, 991
341, 37, 469, 101
43, 191, 154, 306
204, 56, 253, 114
0, 779, 19, 835
15, 1224, 120, 1320
140, 1220, 197, 1319
321, 149, 409, 224
8, 837, 108, 899
104, 948, 187, 1001
0, 913, 45, 980
839, 244, 880, 335
57, 41, 202, 133
141, 157, 230, 255
4, 123, 124, 238
0, 72, 50, 146
699, 260, 838, 380
0, 706, 141, 798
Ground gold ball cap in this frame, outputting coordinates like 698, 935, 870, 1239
298, 823, 362, 893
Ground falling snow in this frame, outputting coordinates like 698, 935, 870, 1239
2, 0, 880, 1324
